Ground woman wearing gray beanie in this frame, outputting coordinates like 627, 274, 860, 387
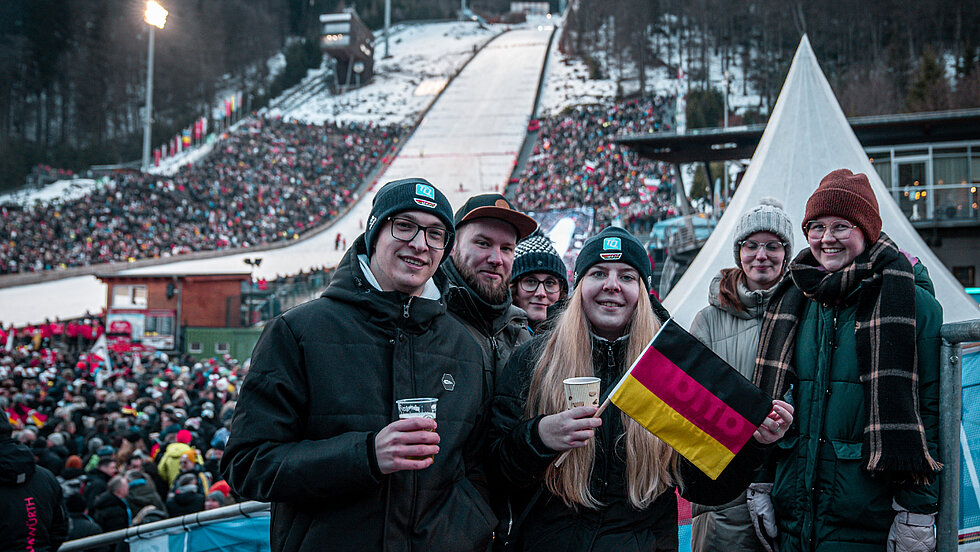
689, 197, 794, 552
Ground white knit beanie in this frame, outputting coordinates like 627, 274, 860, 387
732, 197, 794, 265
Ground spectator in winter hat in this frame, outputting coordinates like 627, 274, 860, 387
509, 229, 569, 331
688, 197, 794, 552
172, 450, 210, 497
208, 479, 231, 498
751, 169, 943, 551
157, 430, 196, 488
489, 225, 791, 551
65, 492, 102, 542
223, 178, 501, 551
205, 490, 226, 510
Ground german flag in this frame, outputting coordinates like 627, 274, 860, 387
608, 319, 772, 479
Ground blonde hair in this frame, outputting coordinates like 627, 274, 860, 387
525, 280, 679, 509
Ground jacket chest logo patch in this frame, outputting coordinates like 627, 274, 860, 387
442, 373, 456, 391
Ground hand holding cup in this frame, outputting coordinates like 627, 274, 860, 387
538, 406, 603, 452
375, 398, 440, 474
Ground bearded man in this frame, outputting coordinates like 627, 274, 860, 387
441, 193, 538, 378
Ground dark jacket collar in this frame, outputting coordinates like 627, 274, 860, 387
589, 332, 630, 380
321, 235, 446, 334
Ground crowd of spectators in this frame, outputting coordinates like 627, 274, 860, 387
510, 94, 679, 230
1, 326, 245, 544
2, 317, 104, 358
0, 117, 404, 275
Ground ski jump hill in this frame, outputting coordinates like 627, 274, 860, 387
0, 22, 554, 325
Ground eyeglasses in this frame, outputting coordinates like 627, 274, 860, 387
388, 217, 451, 249
739, 239, 787, 254
518, 276, 561, 294
805, 220, 858, 240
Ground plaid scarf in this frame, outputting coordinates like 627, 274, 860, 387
753, 232, 941, 484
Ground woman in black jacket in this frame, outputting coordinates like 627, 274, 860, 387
489, 227, 793, 552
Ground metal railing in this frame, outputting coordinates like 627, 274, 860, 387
57, 319, 979, 551
59, 501, 269, 551
939, 319, 980, 551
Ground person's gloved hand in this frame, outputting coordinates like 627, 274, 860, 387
746, 482, 778, 552
887, 500, 936, 552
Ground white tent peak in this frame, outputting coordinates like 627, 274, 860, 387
662, 35, 980, 327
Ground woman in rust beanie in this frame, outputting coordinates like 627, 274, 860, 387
803, 168, 881, 243
751, 168, 943, 551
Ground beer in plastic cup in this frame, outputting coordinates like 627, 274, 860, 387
396, 398, 437, 460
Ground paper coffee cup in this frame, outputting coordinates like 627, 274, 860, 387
563, 377, 600, 409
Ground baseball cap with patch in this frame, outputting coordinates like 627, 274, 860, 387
453, 194, 537, 241
365, 178, 455, 258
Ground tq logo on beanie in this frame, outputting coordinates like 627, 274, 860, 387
414, 183, 437, 209
600, 237, 622, 260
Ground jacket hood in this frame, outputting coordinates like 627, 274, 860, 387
441, 259, 527, 336
911, 257, 936, 297
321, 235, 447, 334
0, 438, 36, 486
707, 272, 777, 320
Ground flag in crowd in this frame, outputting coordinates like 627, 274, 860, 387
89, 333, 113, 388
607, 319, 772, 479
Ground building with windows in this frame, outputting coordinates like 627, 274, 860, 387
618, 107, 980, 287
95, 272, 250, 352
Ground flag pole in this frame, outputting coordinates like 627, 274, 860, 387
552, 321, 672, 469
595, 396, 611, 417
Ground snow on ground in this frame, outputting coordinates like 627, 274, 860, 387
7, 17, 762, 211
149, 139, 219, 177
0, 20, 552, 325
539, 15, 763, 129
0, 178, 104, 207
269, 21, 501, 127
536, 15, 769, 211
0, 15, 771, 323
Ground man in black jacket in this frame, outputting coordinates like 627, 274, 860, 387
222, 178, 498, 552
0, 416, 68, 552
84, 456, 118, 510
91, 476, 131, 534
441, 193, 538, 377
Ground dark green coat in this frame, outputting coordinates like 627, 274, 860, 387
770, 261, 942, 552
